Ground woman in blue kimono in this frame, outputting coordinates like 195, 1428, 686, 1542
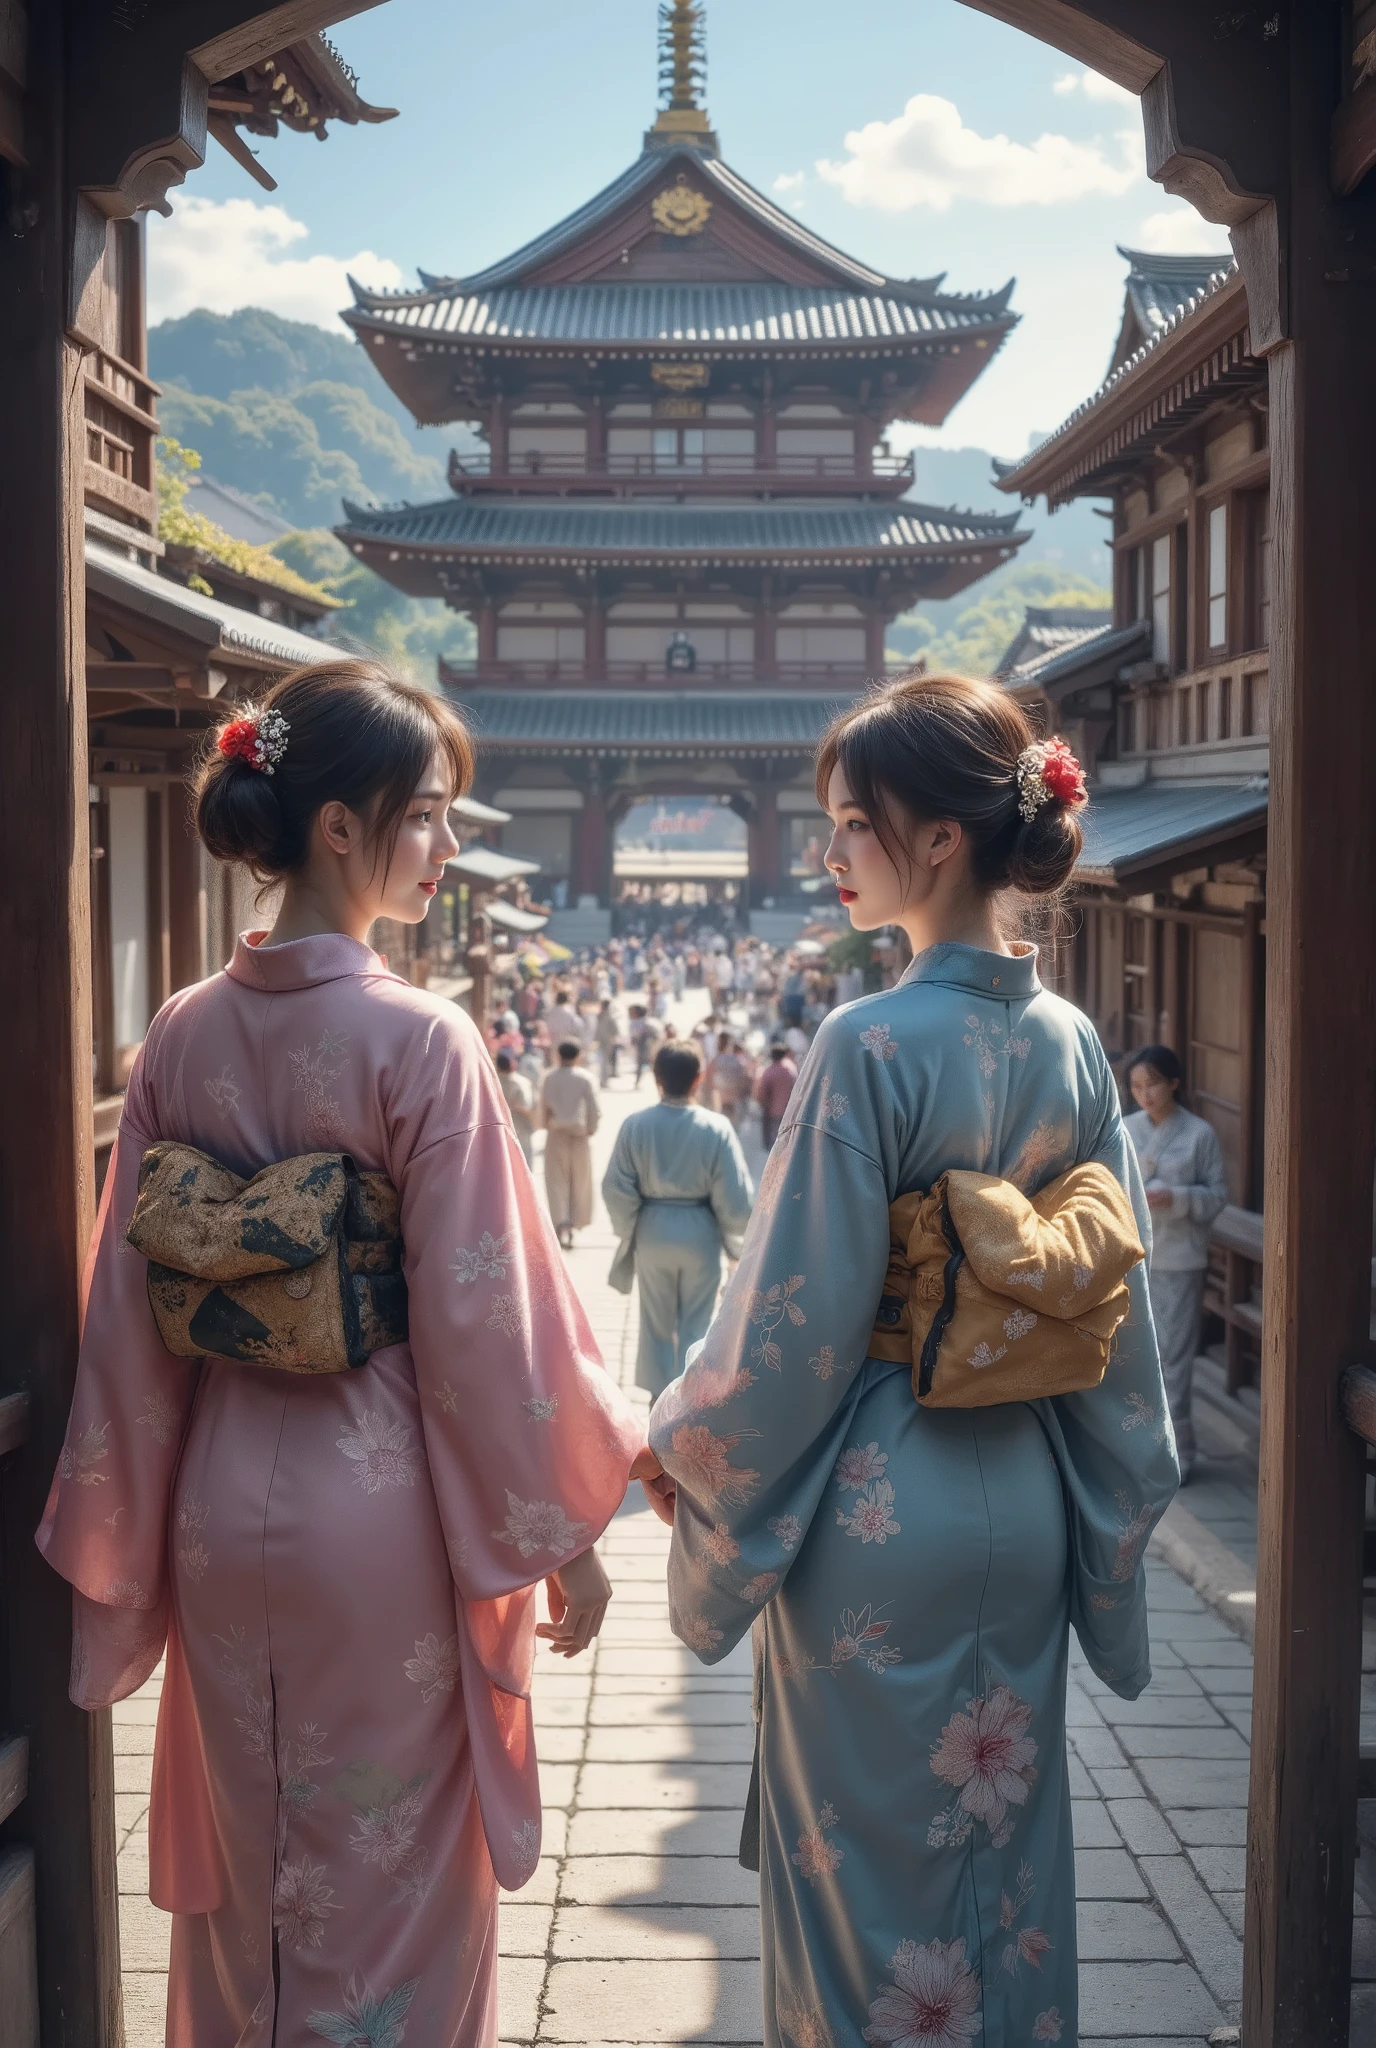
645, 674, 1178, 2048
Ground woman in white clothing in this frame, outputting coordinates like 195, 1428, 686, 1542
1125, 1043, 1230, 1481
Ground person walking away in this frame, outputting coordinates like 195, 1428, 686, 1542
35, 662, 650, 2048
753, 1040, 798, 1149
540, 1040, 601, 1248
834, 957, 865, 1006
593, 998, 624, 1086
1125, 1044, 1228, 1483
543, 984, 583, 1055
703, 1033, 752, 1128
495, 1048, 536, 1166
780, 960, 806, 1030
602, 1043, 754, 1398
639, 673, 1177, 2047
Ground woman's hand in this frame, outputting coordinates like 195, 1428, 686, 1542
537, 1546, 612, 1658
631, 1445, 676, 1526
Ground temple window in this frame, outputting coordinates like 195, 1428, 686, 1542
1151, 532, 1172, 666
1207, 502, 1228, 650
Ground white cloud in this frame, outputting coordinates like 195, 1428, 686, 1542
1053, 68, 1137, 105
1134, 204, 1233, 258
772, 171, 806, 193
146, 195, 405, 329
816, 94, 1144, 212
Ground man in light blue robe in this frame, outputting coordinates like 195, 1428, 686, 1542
603, 1042, 754, 1399
648, 942, 1178, 2048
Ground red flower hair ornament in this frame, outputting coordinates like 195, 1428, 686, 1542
1015, 737, 1087, 823
216, 707, 290, 776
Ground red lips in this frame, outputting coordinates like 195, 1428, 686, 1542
838, 887, 858, 904
419, 880, 439, 897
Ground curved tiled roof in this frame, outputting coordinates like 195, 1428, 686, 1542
1117, 245, 1236, 344
345, 143, 1015, 346
338, 496, 1026, 558
997, 257, 1243, 498
86, 542, 336, 670
1078, 779, 1268, 881
451, 689, 852, 749
342, 279, 1007, 348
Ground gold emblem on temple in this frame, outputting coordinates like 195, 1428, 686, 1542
652, 178, 712, 236
651, 361, 709, 392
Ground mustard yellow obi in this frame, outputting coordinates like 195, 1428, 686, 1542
869, 1162, 1145, 1409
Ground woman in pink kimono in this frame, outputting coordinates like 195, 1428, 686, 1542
37, 662, 648, 2046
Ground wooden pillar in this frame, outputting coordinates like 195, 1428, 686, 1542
477, 602, 497, 667
586, 392, 606, 471
0, 7, 120, 2042
1244, 82, 1376, 2030
574, 781, 609, 903
167, 782, 206, 992
584, 593, 606, 680
756, 575, 777, 680
488, 392, 508, 476
748, 785, 780, 900
864, 613, 885, 677
759, 378, 777, 470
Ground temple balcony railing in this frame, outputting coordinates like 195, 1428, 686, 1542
1114, 650, 1270, 779
438, 657, 876, 691
83, 346, 160, 530
446, 448, 915, 497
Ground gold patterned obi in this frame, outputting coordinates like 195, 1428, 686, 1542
868, 1162, 1145, 1409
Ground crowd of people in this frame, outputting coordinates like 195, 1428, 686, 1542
478, 926, 892, 1246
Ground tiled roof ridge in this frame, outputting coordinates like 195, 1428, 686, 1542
344, 145, 1015, 317
999, 257, 1241, 482
336, 495, 1028, 544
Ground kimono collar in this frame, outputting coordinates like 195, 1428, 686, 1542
226, 929, 392, 992
901, 940, 1041, 1000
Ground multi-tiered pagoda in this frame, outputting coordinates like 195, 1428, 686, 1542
338, 2, 1026, 937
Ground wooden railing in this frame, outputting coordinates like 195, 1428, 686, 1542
1122, 649, 1270, 759
438, 656, 873, 690
83, 346, 159, 528
448, 448, 914, 489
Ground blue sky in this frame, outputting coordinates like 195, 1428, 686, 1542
148, 0, 1228, 456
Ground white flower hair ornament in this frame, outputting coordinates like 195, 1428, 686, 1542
1014, 738, 1087, 823
216, 706, 291, 776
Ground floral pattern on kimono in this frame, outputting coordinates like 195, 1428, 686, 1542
37, 931, 644, 2048
650, 941, 1178, 2048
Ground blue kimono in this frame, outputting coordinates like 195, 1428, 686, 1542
648, 943, 1178, 2048
603, 1101, 754, 1398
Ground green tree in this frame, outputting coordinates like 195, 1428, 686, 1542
887, 559, 1111, 679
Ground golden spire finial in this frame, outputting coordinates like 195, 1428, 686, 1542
646, 1, 718, 154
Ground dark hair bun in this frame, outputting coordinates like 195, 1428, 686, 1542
196, 754, 289, 873
191, 660, 475, 884
1006, 798, 1083, 898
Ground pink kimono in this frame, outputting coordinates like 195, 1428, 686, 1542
37, 932, 644, 2045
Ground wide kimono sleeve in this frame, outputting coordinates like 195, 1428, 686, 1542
1035, 1038, 1181, 1698
708, 1126, 754, 1259
1172, 1118, 1229, 1227
35, 1034, 200, 1707
649, 1015, 895, 1661
390, 1011, 644, 1603
391, 1007, 645, 1887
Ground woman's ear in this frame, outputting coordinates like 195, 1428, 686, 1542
926, 817, 964, 871
316, 799, 355, 858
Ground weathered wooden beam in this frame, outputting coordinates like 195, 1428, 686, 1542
0, 1736, 30, 1828
1341, 1363, 1376, 1449
0, 1391, 30, 1458
951, 0, 1161, 90
0, 1849, 38, 2048
191, 0, 384, 85
1332, 79, 1376, 198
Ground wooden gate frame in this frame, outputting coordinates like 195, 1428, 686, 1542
0, 6, 381, 2042
959, 6, 1376, 2042
4, 2, 1373, 2043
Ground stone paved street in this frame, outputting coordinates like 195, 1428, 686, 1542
113, 1005, 1268, 2045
